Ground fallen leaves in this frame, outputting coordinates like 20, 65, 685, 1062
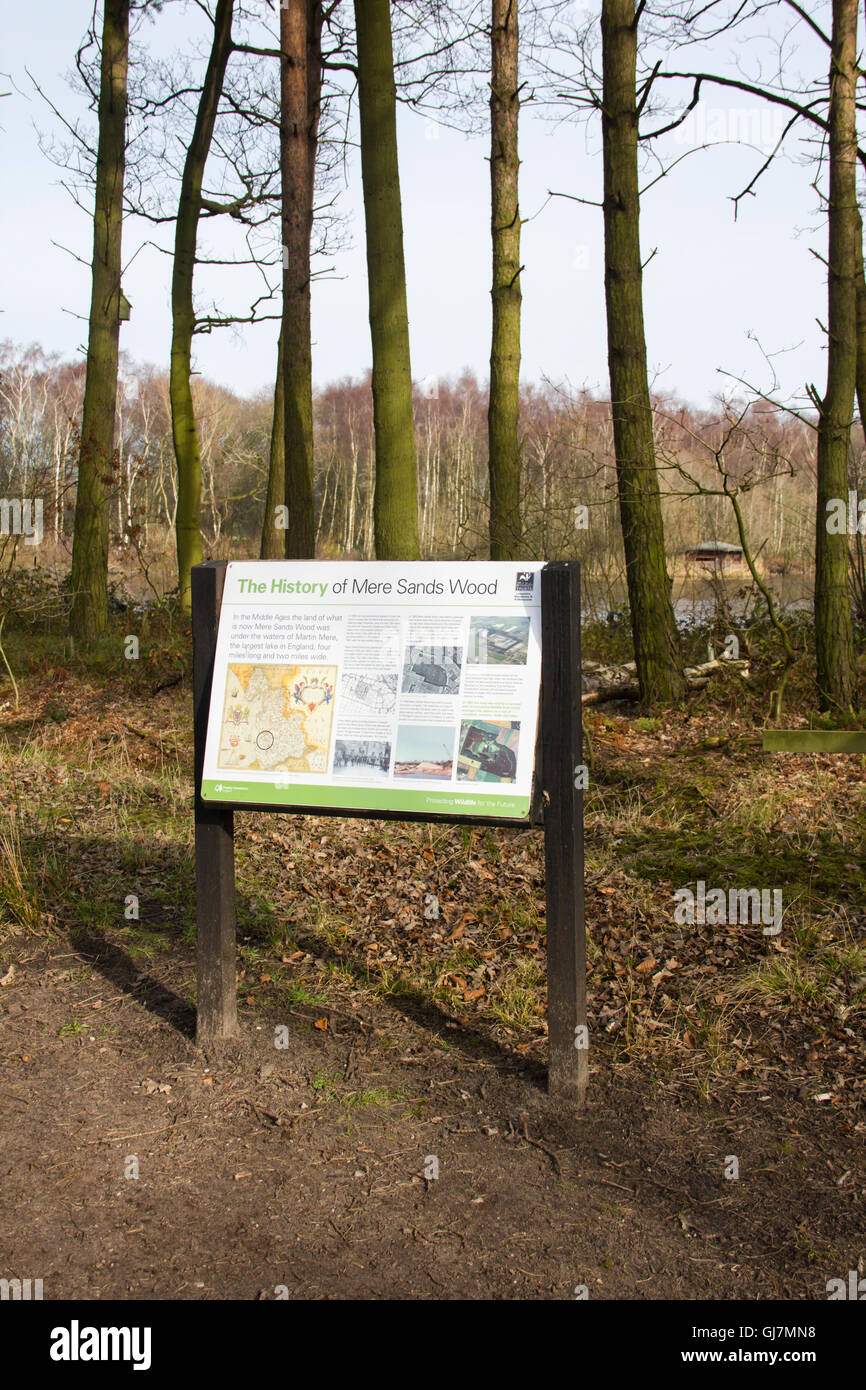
439, 972, 466, 990
141, 1078, 171, 1096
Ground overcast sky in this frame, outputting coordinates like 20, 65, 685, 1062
1, 1, 836, 409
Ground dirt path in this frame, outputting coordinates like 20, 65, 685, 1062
1, 934, 861, 1301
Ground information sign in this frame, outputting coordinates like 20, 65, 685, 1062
201, 560, 544, 819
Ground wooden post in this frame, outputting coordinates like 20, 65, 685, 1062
192, 561, 238, 1045
541, 561, 587, 1107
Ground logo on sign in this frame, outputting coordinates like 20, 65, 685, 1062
515, 571, 535, 596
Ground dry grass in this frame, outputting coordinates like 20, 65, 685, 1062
0, 641, 863, 1110
0, 812, 43, 935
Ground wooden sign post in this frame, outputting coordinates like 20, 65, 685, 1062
541, 562, 587, 1105
192, 562, 238, 1043
192, 559, 587, 1107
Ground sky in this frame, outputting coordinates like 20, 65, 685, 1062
0, 0, 836, 410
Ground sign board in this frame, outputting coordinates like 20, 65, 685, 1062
192, 559, 586, 1107
201, 560, 544, 820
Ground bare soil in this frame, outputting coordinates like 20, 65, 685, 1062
1, 918, 862, 1300
0, 653, 863, 1300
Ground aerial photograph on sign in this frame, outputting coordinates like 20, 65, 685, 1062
467, 615, 530, 665
400, 642, 462, 695
217, 662, 336, 773
456, 719, 520, 783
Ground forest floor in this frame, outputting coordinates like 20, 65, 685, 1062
0, 617, 864, 1300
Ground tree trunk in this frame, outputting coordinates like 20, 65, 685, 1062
354, 0, 420, 559
488, 0, 522, 560
600, 0, 683, 704
70, 0, 129, 642
852, 209, 866, 623
346, 426, 358, 553
854, 207, 866, 439
261, 328, 286, 557
815, 0, 857, 710
169, 0, 234, 613
280, 0, 322, 559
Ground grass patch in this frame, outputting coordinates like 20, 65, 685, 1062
310, 1070, 405, 1110
487, 954, 546, 1031
0, 813, 45, 935
737, 927, 866, 1019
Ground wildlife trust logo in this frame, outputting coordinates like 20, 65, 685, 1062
514, 570, 535, 597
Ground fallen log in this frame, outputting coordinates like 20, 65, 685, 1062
581, 657, 749, 705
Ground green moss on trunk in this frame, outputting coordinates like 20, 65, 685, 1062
70, 0, 129, 643
814, 0, 857, 711
354, 0, 420, 560
601, 0, 683, 706
261, 329, 287, 559
170, 0, 234, 614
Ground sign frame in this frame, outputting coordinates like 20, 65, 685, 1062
192, 559, 587, 1106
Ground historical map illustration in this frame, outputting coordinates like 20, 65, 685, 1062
217, 663, 337, 773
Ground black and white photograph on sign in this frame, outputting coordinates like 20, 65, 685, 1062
456, 720, 520, 784
467, 615, 530, 665
393, 725, 455, 779
333, 738, 392, 778
400, 643, 462, 695
339, 669, 398, 717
